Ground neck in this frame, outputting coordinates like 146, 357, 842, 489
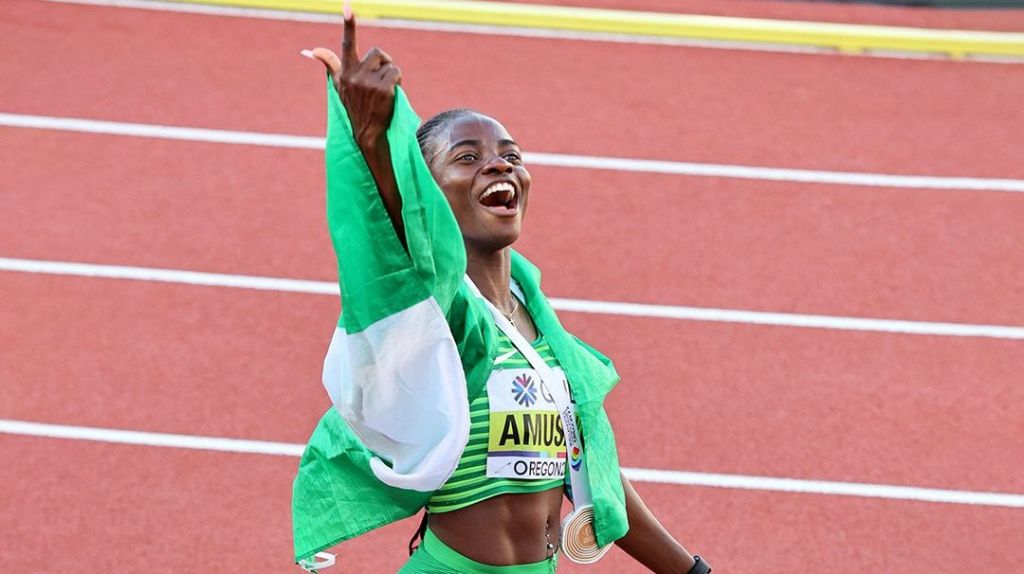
466, 247, 514, 312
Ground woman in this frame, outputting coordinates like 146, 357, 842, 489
292, 8, 711, 574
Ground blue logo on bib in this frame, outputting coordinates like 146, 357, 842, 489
512, 374, 538, 407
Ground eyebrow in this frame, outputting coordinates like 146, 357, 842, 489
448, 138, 520, 151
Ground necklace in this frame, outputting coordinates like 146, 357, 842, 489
502, 296, 519, 327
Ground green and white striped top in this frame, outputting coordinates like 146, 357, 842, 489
427, 330, 566, 513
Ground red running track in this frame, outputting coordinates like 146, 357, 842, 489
6, 437, 1024, 573
4, 132, 1024, 325
4, 0, 1024, 177
2, 1, 1023, 572
2, 272, 1022, 491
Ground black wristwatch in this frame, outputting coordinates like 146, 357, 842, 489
686, 555, 712, 574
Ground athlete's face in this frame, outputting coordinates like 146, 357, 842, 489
427, 114, 532, 253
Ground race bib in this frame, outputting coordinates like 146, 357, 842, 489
485, 367, 570, 479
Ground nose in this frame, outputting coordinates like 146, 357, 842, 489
482, 154, 514, 175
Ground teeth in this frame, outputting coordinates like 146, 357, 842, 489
481, 182, 515, 199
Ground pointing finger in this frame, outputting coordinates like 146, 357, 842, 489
341, 1, 358, 72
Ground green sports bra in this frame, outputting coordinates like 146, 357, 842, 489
426, 331, 567, 514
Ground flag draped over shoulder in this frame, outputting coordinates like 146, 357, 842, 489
291, 80, 628, 563
320, 78, 470, 492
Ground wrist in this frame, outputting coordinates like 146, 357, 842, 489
355, 126, 388, 150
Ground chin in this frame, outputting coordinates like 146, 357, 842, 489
489, 231, 522, 251
467, 225, 522, 253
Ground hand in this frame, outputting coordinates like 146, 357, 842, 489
302, 1, 408, 247
303, 1, 403, 148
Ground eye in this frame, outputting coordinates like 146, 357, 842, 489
456, 152, 478, 163
503, 151, 522, 163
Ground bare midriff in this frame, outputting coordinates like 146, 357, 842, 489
428, 488, 564, 565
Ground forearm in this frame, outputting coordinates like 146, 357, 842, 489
615, 472, 695, 573
356, 130, 406, 248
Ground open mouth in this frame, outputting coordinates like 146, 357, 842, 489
478, 181, 519, 216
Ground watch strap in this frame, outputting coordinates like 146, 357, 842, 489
687, 555, 712, 574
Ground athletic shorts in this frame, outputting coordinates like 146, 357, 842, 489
398, 528, 558, 574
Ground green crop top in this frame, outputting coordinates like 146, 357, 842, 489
426, 330, 568, 514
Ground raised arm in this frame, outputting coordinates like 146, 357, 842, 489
304, 5, 406, 246
300, 2, 467, 331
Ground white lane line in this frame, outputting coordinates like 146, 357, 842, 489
0, 419, 305, 457
547, 297, 1024, 340
3, 112, 1024, 192
0, 113, 324, 150
527, 152, 1024, 192
3, 256, 1024, 340
3, 418, 1022, 508
623, 467, 1024, 508
0, 256, 338, 295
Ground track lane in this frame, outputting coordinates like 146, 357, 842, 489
3, 436, 1022, 573
0, 129, 335, 288
3, 130, 1024, 326
0, 273, 335, 444
1, 436, 318, 573
2, 272, 1022, 494
564, 312, 1024, 494
521, 168, 1024, 326
3, 0, 1024, 178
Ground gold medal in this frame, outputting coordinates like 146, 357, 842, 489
560, 506, 611, 564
